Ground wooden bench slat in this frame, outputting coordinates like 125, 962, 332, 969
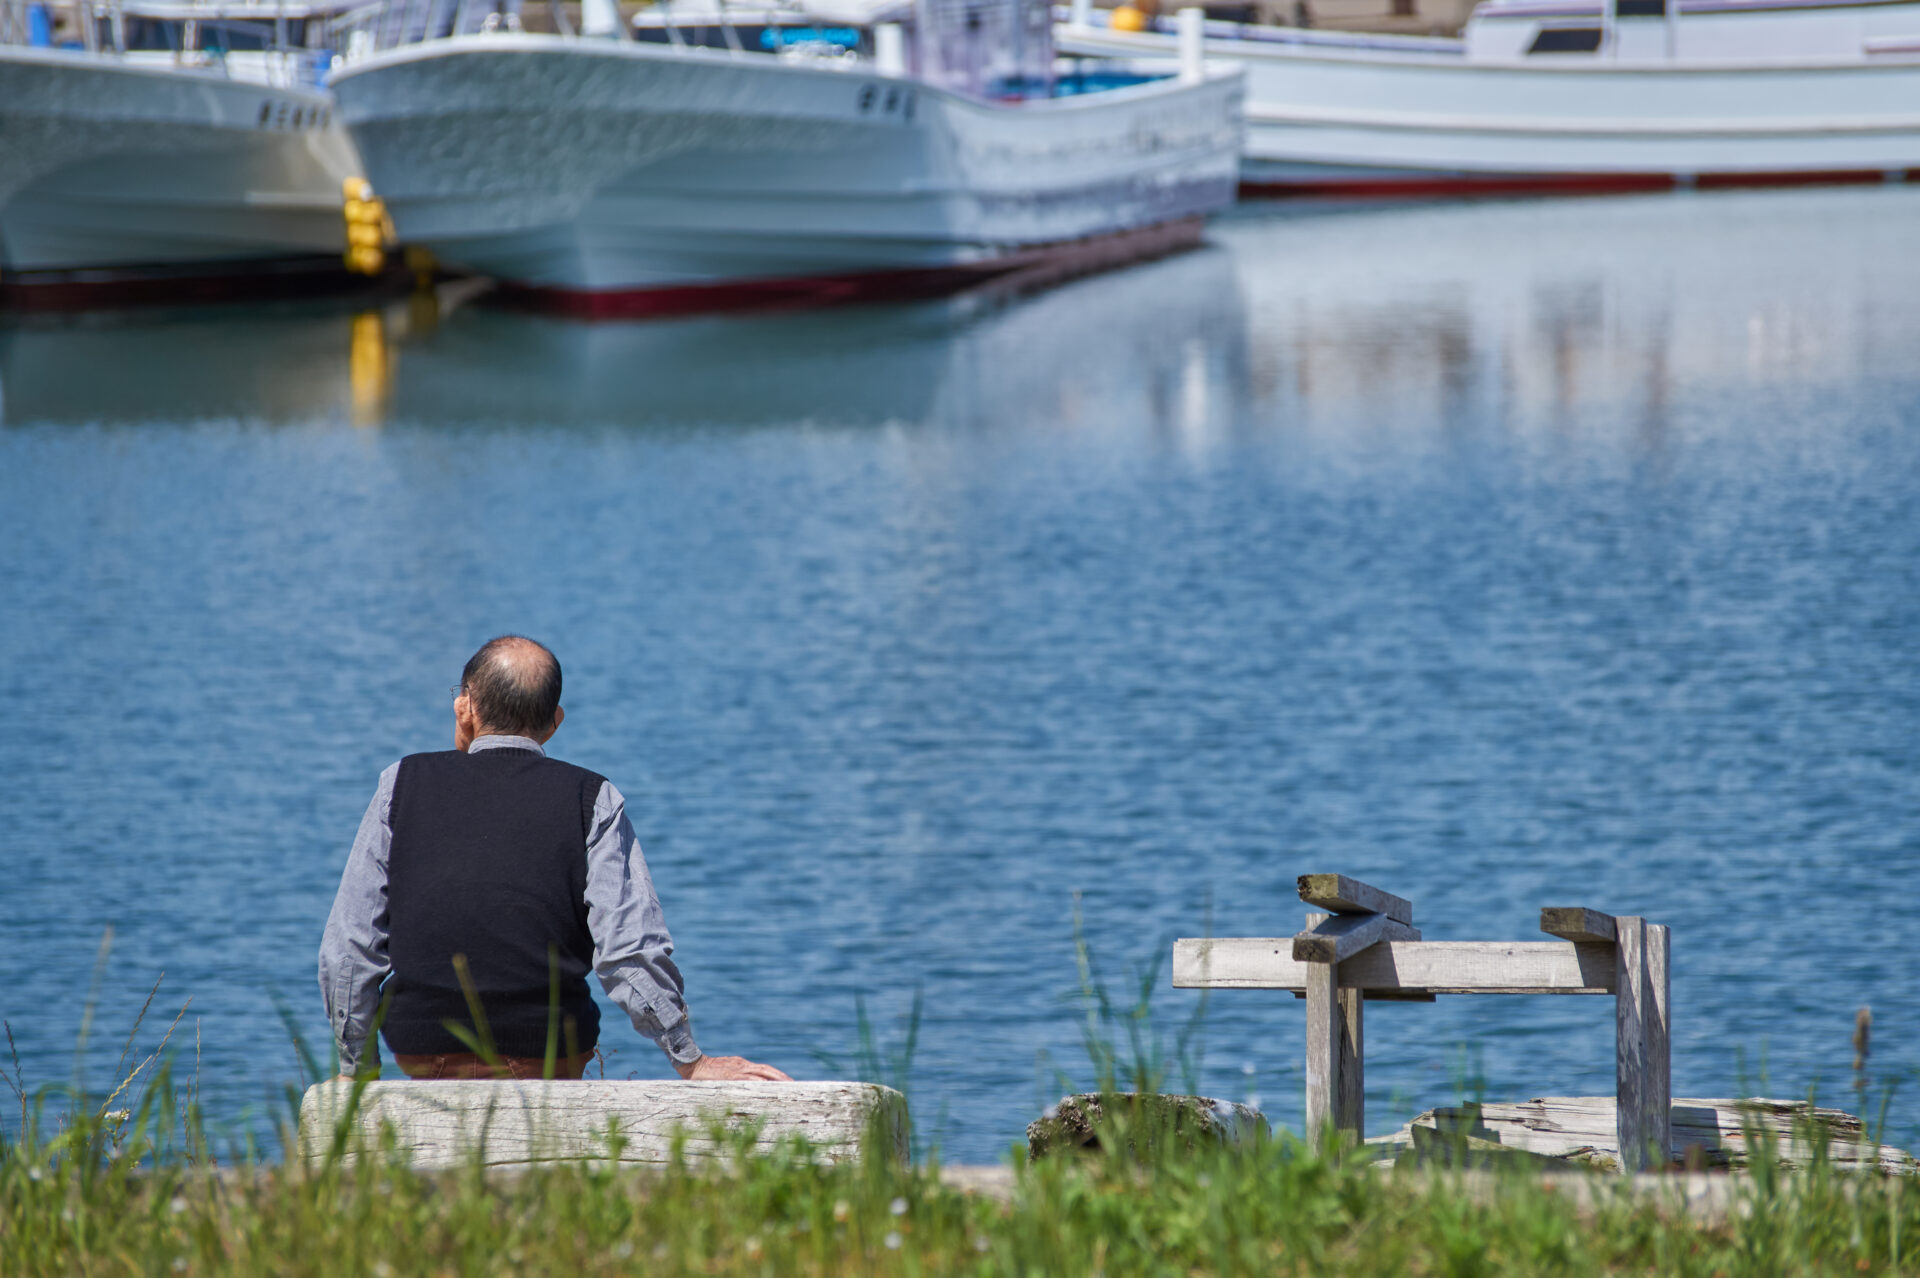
1174, 938, 1618, 994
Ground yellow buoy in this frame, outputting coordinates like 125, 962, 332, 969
1110, 3, 1149, 30
341, 177, 395, 276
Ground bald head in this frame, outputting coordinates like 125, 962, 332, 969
459, 636, 563, 738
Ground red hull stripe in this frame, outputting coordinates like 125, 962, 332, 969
1241, 168, 1914, 199
494, 217, 1208, 320
0, 254, 399, 311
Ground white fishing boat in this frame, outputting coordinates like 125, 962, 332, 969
0, 0, 364, 304
326, 0, 1243, 314
1057, 0, 1920, 194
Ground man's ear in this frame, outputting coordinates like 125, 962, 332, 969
551, 705, 566, 733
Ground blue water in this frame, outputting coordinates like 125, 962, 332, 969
3, 188, 1917, 1163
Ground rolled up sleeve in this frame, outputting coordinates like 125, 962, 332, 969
584, 781, 702, 1066
319, 763, 397, 1075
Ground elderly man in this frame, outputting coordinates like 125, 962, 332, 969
320, 635, 789, 1082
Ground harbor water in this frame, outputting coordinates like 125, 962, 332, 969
2, 188, 1916, 1163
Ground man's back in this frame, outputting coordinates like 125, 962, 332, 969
383, 746, 607, 1059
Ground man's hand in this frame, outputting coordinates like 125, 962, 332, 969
674, 1054, 792, 1082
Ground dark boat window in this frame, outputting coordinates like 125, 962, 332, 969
1527, 26, 1603, 52
631, 21, 868, 53
1616, 0, 1665, 15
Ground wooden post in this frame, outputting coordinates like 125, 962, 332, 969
1304, 958, 1338, 1145
1614, 917, 1671, 1171
1336, 987, 1364, 1136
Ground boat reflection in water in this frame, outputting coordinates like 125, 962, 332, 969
0, 243, 1252, 435
1221, 186, 1920, 441
380, 249, 1248, 435
6, 187, 1920, 440
0, 302, 366, 425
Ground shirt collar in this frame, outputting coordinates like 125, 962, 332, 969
467, 734, 546, 756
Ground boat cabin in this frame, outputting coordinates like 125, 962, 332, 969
628, 0, 906, 60
628, 0, 1060, 97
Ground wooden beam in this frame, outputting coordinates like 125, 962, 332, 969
1297, 874, 1413, 925
1615, 919, 1672, 1172
1304, 959, 1337, 1145
1174, 939, 1618, 995
1292, 911, 1421, 964
1336, 988, 1364, 1136
1541, 907, 1617, 944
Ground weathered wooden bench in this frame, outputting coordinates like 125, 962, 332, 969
297, 1079, 908, 1170
1174, 874, 1672, 1171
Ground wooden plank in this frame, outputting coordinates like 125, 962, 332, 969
1174, 939, 1618, 994
1304, 960, 1337, 1145
1614, 918, 1672, 1172
1377, 1095, 1912, 1174
1336, 987, 1364, 1137
297, 1080, 906, 1170
1541, 907, 1617, 944
1297, 874, 1413, 925
1292, 911, 1421, 964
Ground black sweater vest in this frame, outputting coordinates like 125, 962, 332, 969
381, 747, 607, 1059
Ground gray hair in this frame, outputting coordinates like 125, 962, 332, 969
460, 635, 562, 736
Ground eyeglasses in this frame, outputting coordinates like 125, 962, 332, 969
449, 685, 465, 701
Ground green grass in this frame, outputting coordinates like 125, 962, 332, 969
5, 938, 1918, 1276
5, 1077, 1920, 1277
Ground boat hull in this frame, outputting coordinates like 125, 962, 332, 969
0, 48, 360, 281
1056, 25, 1920, 193
329, 35, 1243, 298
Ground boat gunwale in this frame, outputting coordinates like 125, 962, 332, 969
1245, 100, 1920, 136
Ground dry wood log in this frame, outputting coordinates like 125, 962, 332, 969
1372, 1096, 1916, 1175
1297, 874, 1413, 925
297, 1080, 907, 1170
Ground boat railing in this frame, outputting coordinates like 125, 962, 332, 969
0, 0, 34, 44
20, 0, 131, 52
1050, 1, 1461, 52
329, 0, 768, 55
330, 0, 893, 61
331, 0, 535, 55
2, 0, 336, 85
